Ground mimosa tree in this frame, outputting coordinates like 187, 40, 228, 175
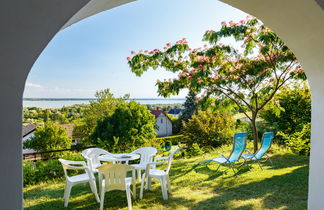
127, 17, 306, 152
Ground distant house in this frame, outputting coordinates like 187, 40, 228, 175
168, 109, 183, 118
151, 108, 172, 137
22, 124, 36, 154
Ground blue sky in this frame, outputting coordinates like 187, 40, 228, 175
24, 0, 248, 98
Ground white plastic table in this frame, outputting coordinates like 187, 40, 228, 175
98, 153, 140, 164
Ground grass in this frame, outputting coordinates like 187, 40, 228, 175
24, 143, 309, 209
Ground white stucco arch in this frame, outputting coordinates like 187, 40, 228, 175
0, 0, 323, 209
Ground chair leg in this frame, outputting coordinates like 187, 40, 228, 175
126, 185, 132, 210
100, 187, 105, 210
230, 164, 237, 176
147, 177, 152, 191
98, 173, 102, 193
140, 173, 146, 199
64, 181, 72, 207
137, 169, 141, 181
166, 175, 171, 193
257, 160, 263, 170
89, 179, 100, 203
215, 164, 221, 173
160, 177, 168, 200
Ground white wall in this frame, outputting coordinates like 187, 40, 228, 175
155, 113, 173, 137
0, 0, 323, 209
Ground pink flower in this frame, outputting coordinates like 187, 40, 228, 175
126, 56, 131, 61
144, 50, 148, 53
131, 50, 135, 54
149, 51, 154, 55
166, 42, 172, 47
239, 20, 246, 24
221, 21, 226, 26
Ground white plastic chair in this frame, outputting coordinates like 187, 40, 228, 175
81, 148, 111, 173
82, 148, 111, 192
58, 158, 100, 207
98, 164, 136, 210
140, 150, 179, 200
129, 147, 157, 180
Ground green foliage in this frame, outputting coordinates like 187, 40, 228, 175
156, 135, 183, 145
260, 84, 311, 142
180, 91, 198, 122
24, 122, 72, 152
91, 101, 156, 152
74, 89, 128, 145
23, 104, 87, 126
181, 110, 235, 149
23, 151, 83, 186
279, 123, 311, 156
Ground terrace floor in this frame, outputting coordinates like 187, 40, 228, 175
24, 144, 309, 209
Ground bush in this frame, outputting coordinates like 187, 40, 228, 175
260, 84, 311, 143
23, 122, 72, 152
181, 110, 235, 149
23, 151, 84, 186
156, 135, 183, 145
279, 123, 311, 156
91, 101, 156, 152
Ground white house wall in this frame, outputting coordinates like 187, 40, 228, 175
155, 114, 172, 137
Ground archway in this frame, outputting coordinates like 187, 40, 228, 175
0, 0, 323, 209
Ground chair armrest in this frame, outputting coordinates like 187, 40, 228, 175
218, 152, 230, 162
59, 159, 88, 170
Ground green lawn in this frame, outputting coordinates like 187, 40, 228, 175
24, 144, 309, 210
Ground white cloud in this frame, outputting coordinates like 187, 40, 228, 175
25, 82, 43, 88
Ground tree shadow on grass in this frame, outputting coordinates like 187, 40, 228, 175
190, 165, 309, 210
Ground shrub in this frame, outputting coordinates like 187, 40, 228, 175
91, 101, 156, 152
23, 122, 72, 152
260, 84, 311, 143
156, 135, 183, 145
181, 110, 235, 149
23, 151, 83, 186
279, 123, 311, 156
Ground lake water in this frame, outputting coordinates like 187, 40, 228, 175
23, 98, 185, 108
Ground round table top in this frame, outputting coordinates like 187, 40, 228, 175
98, 153, 140, 162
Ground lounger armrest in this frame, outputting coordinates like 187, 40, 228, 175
218, 152, 230, 162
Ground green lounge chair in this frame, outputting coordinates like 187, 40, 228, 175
242, 132, 274, 170
200, 132, 247, 175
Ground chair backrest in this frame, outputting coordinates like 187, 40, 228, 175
131, 147, 157, 165
82, 148, 111, 172
254, 132, 274, 159
228, 132, 247, 162
98, 164, 135, 191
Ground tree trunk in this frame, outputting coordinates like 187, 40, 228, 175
251, 115, 259, 153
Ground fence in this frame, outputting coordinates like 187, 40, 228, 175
23, 146, 95, 161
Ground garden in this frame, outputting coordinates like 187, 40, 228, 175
23, 17, 310, 209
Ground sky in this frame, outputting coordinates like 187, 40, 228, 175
24, 0, 248, 99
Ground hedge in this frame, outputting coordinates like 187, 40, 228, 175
156, 135, 183, 145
